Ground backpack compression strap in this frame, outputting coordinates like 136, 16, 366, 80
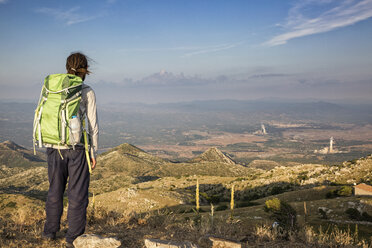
83, 119, 92, 174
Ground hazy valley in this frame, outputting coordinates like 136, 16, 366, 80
2, 99, 372, 166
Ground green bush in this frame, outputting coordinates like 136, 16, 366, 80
264, 198, 297, 232
326, 186, 353, 199
338, 186, 353, 196
265, 198, 281, 212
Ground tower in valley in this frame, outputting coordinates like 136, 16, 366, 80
329, 137, 334, 153
261, 123, 267, 135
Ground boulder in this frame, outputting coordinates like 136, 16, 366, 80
73, 234, 121, 248
209, 237, 242, 248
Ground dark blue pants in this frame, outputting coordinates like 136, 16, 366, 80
43, 146, 90, 243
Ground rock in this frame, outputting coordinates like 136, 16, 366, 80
318, 207, 332, 214
144, 238, 198, 248
209, 237, 242, 248
73, 234, 121, 248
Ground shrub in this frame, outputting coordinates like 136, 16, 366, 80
264, 198, 297, 233
265, 198, 281, 212
338, 186, 353, 197
326, 186, 353, 199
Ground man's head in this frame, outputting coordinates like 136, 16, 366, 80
66, 52, 91, 81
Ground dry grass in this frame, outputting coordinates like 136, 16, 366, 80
2, 201, 371, 248
254, 224, 372, 248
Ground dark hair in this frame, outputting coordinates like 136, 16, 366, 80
66, 52, 91, 81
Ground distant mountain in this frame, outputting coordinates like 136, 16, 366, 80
96, 143, 165, 177
190, 147, 235, 165
0, 140, 45, 167
112, 143, 166, 164
1, 140, 27, 151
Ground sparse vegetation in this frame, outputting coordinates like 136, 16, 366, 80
326, 185, 353, 198
1, 140, 372, 247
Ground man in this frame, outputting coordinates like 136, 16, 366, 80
40, 52, 98, 247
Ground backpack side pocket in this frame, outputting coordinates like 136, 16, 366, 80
69, 115, 82, 145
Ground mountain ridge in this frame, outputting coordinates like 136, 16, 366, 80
0, 140, 46, 168
190, 147, 236, 165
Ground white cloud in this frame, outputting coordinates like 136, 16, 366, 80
118, 46, 201, 53
0, 0, 8, 4
265, 0, 372, 46
182, 42, 242, 57
36, 6, 101, 25
119, 42, 243, 57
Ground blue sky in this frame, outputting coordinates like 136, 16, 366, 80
0, 0, 372, 103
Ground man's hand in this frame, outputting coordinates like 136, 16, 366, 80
91, 157, 96, 170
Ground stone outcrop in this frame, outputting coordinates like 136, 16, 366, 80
73, 234, 121, 248
209, 237, 242, 248
144, 238, 199, 248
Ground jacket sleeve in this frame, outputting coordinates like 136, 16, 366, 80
85, 87, 99, 159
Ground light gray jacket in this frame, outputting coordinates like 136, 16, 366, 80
80, 84, 99, 158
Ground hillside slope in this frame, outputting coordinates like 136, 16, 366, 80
0, 140, 45, 166
96, 143, 254, 178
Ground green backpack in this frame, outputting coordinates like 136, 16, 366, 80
33, 74, 84, 149
33, 73, 92, 173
